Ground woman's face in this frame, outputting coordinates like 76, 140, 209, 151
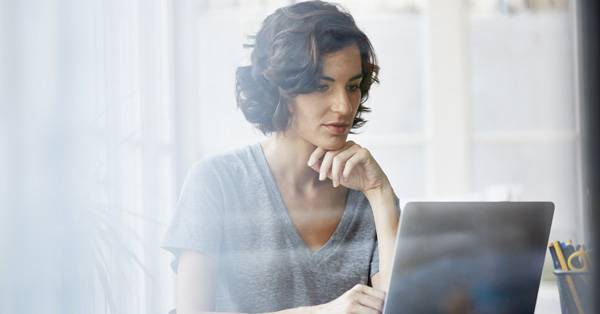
286, 44, 363, 151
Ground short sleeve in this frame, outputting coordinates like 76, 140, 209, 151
161, 160, 224, 273
370, 192, 401, 278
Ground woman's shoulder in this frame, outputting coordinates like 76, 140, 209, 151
189, 142, 261, 179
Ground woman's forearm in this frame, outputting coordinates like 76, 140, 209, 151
364, 183, 400, 291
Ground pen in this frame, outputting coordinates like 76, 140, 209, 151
548, 244, 560, 270
553, 241, 584, 314
565, 240, 576, 264
560, 242, 573, 266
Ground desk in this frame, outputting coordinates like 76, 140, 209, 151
534, 281, 561, 314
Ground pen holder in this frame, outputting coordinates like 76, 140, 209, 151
554, 270, 592, 314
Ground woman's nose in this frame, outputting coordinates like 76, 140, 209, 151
330, 91, 353, 115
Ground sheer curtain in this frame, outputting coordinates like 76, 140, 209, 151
1, 0, 174, 313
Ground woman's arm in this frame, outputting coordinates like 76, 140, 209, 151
364, 183, 400, 292
176, 251, 384, 314
176, 251, 219, 313
307, 142, 401, 292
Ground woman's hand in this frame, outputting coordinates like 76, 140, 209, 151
307, 141, 389, 194
314, 284, 386, 314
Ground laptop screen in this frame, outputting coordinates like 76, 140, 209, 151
383, 202, 554, 314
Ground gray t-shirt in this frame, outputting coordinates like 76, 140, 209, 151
161, 142, 400, 313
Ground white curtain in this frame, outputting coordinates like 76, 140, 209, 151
1, 0, 175, 313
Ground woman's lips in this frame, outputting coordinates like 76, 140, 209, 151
323, 124, 348, 135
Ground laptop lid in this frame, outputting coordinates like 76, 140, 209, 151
383, 202, 554, 314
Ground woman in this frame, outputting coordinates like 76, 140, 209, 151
162, 1, 400, 313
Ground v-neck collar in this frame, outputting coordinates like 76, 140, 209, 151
252, 142, 358, 265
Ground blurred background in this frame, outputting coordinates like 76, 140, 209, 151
0, 0, 591, 313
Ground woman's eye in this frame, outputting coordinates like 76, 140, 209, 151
347, 84, 359, 92
317, 85, 329, 92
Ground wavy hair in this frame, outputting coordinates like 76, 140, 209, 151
236, 0, 380, 135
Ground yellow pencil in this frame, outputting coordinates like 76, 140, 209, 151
553, 241, 584, 314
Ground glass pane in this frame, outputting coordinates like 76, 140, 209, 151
368, 145, 425, 199
193, 12, 264, 154
357, 14, 424, 134
471, 141, 578, 240
469, 12, 575, 132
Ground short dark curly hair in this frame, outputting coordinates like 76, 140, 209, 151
235, 0, 379, 136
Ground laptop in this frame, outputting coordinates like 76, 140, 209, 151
383, 202, 554, 314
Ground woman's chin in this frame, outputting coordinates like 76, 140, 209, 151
317, 136, 348, 151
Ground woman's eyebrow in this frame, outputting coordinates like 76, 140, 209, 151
320, 73, 363, 82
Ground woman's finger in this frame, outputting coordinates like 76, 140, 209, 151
307, 146, 326, 167
341, 148, 368, 179
357, 292, 385, 312
331, 145, 361, 187
351, 302, 381, 314
357, 284, 386, 300
319, 151, 336, 181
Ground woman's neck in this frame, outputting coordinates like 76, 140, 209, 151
260, 132, 332, 196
